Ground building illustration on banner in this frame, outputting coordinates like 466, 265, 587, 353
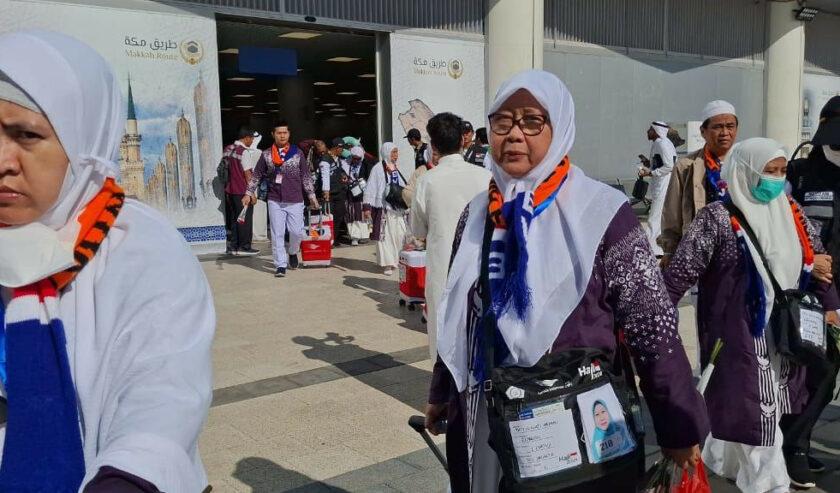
118, 74, 213, 211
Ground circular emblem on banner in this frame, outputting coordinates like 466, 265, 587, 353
180, 40, 205, 65
448, 59, 464, 79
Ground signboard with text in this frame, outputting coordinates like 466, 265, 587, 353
0, 0, 225, 252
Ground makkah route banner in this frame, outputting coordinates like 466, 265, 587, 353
0, 0, 226, 252
389, 32, 486, 170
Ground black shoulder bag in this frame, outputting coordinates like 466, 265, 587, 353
477, 215, 645, 492
724, 201, 828, 365
383, 163, 408, 210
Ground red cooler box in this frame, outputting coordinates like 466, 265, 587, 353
301, 209, 332, 267
399, 250, 426, 303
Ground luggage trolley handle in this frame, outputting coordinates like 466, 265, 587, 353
307, 201, 330, 236
407, 415, 448, 472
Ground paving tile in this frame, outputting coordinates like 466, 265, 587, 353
384, 467, 448, 493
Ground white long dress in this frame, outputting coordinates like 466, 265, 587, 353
0, 200, 215, 492
410, 153, 491, 361
364, 162, 407, 268
646, 136, 677, 256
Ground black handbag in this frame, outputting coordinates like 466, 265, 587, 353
724, 201, 828, 365
383, 163, 408, 210
477, 216, 645, 492
631, 177, 649, 201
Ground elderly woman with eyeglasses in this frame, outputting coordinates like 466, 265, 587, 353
424, 70, 708, 492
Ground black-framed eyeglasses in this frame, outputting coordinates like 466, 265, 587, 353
488, 113, 549, 136
830, 144, 840, 151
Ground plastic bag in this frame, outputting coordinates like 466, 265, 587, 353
639, 457, 710, 493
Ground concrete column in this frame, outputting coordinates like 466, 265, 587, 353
484, 0, 543, 109
764, 0, 805, 153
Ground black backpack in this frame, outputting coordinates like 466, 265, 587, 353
217, 150, 231, 186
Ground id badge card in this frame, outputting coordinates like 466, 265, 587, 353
799, 306, 827, 351
508, 402, 581, 478
275, 173, 283, 185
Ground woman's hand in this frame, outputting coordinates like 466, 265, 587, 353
424, 402, 448, 436
662, 444, 701, 469
826, 310, 839, 328
241, 195, 256, 207
364, 210, 372, 220
813, 254, 833, 284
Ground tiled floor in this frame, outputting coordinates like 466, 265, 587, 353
199, 241, 840, 492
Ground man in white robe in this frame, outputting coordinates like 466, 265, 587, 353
639, 121, 677, 256
411, 112, 491, 361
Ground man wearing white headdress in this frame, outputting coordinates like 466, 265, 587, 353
0, 30, 213, 491
660, 100, 739, 266
639, 121, 676, 256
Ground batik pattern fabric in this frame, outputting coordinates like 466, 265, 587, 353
664, 200, 833, 446
455, 204, 700, 489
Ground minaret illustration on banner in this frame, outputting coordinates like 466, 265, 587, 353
118, 76, 146, 200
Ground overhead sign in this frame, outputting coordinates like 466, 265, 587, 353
390, 33, 485, 169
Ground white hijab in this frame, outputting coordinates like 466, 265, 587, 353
722, 138, 801, 324
381, 142, 398, 167
0, 30, 124, 287
438, 70, 627, 392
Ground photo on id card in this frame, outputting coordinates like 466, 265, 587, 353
578, 384, 636, 463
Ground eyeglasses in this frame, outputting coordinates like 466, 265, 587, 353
488, 113, 549, 136
830, 144, 840, 151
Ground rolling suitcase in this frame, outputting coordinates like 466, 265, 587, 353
301, 207, 332, 267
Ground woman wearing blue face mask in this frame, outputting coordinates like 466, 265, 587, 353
664, 137, 840, 493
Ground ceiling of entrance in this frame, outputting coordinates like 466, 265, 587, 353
217, 20, 377, 118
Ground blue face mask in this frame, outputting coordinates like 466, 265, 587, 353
751, 175, 786, 203
341, 149, 351, 159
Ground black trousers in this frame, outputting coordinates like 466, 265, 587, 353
781, 346, 840, 452
225, 193, 253, 251
330, 194, 348, 240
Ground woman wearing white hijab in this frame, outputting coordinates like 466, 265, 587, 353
664, 138, 839, 493
425, 70, 706, 492
363, 142, 407, 275
0, 31, 213, 492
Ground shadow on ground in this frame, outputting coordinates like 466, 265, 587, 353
293, 332, 431, 412
342, 275, 426, 333
233, 457, 350, 492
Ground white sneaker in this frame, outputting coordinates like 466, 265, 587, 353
351, 239, 359, 246
383, 268, 393, 276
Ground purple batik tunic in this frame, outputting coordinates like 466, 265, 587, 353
429, 202, 709, 492
663, 201, 840, 447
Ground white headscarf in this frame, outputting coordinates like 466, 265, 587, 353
0, 30, 124, 287
380, 142, 398, 167
723, 138, 800, 325
650, 121, 677, 167
438, 70, 627, 392
350, 145, 364, 159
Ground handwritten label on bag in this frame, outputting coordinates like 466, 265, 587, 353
275, 173, 283, 185
509, 402, 581, 478
800, 307, 826, 350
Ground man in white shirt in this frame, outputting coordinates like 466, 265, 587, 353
411, 113, 492, 361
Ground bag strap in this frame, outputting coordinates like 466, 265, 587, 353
479, 212, 498, 389
723, 200, 784, 295
475, 211, 634, 386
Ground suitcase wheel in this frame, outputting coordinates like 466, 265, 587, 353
399, 299, 406, 307
408, 304, 416, 312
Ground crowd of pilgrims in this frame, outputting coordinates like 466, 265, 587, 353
0, 28, 839, 493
